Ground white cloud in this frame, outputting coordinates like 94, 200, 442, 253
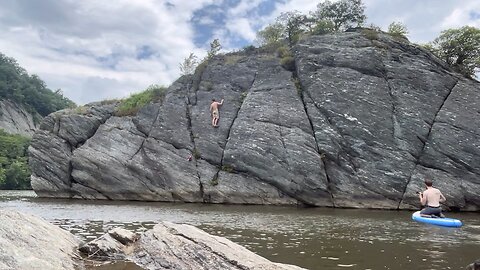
0, 0, 478, 105
0, 0, 214, 104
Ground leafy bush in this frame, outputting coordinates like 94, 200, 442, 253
280, 56, 296, 71
115, 85, 167, 116
0, 53, 76, 116
312, 20, 336, 35
0, 129, 31, 190
276, 45, 292, 58
388, 22, 409, 39
362, 28, 379, 40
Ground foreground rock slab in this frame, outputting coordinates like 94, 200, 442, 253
0, 210, 82, 270
81, 222, 304, 270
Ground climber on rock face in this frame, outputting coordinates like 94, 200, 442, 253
210, 98, 224, 127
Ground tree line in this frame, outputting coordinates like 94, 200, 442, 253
0, 52, 76, 118
0, 52, 78, 190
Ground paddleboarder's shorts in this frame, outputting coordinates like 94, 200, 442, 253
212, 109, 219, 118
420, 206, 442, 216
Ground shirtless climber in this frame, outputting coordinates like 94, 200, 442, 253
210, 99, 224, 127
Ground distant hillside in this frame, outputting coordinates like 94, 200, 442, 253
0, 52, 76, 190
0, 52, 75, 118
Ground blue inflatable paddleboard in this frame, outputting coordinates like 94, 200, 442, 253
412, 211, 462, 228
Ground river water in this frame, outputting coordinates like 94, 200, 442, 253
1, 190, 478, 270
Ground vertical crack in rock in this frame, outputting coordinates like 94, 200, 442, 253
185, 97, 204, 201
130, 107, 160, 161
294, 74, 336, 206
398, 79, 459, 208
220, 72, 257, 167
383, 76, 401, 148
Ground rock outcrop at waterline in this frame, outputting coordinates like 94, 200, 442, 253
29, 29, 480, 211
0, 210, 81, 270
80, 224, 304, 270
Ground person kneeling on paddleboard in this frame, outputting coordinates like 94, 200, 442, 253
418, 178, 446, 218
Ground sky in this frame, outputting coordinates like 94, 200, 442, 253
0, 0, 479, 105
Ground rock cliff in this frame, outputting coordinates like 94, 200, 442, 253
0, 99, 38, 136
29, 30, 480, 211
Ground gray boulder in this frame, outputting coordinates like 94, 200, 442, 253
80, 222, 304, 270
0, 210, 82, 270
29, 30, 480, 210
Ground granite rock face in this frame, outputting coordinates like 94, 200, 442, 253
0, 210, 81, 270
29, 30, 480, 211
0, 99, 38, 136
80, 222, 304, 270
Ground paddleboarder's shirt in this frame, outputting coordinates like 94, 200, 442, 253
422, 187, 445, 207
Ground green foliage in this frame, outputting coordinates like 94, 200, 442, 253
362, 28, 379, 41
225, 55, 243, 65
388, 22, 409, 38
314, 0, 367, 31
240, 92, 248, 102
256, 22, 284, 47
210, 173, 219, 186
115, 85, 167, 116
0, 129, 31, 190
242, 45, 256, 53
179, 53, 198, 75
193, 149, 201, 159
312, 20, 336, 35
207, 39, 222, 60
293, 77, 302, 96
0, 53, 76, 116
276, 45, 292, 58
431, 26, 480, 78
221, 164, 234, 173
276, 11, 310, 46
280, 56, 296, 71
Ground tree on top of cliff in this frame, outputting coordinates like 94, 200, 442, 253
256, 0, 367, 47
0, 53, 76, 117
430, 26, 480, 79
313, 0, 367, 31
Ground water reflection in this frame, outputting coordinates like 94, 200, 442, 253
1, 191, 478, 270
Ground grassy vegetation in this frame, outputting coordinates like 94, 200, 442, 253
0, 129, 31, 190
361, 28, 379, 40
115, 85, 167, 116
221, 164, 234, 173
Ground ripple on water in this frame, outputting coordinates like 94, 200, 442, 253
1, 191, 479, 270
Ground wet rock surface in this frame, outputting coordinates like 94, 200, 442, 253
80, 222, 304, 270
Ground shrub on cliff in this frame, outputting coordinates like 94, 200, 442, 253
0, 129, 31, 190
115, 85, 167, 116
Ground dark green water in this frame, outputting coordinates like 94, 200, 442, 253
1, 190, 478, 270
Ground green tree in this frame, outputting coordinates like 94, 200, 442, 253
0, 52, 76, 116
0, 129, 31, 190
276, 11, 310, 46
314, 0, 367, 31
432, 26, 480, 78
256, 22, 284, 46
388, 22, 409, 38
207, 39, 222, 60
179, 53, 198, 75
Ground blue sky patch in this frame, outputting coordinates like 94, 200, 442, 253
469, 11, 480, 20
